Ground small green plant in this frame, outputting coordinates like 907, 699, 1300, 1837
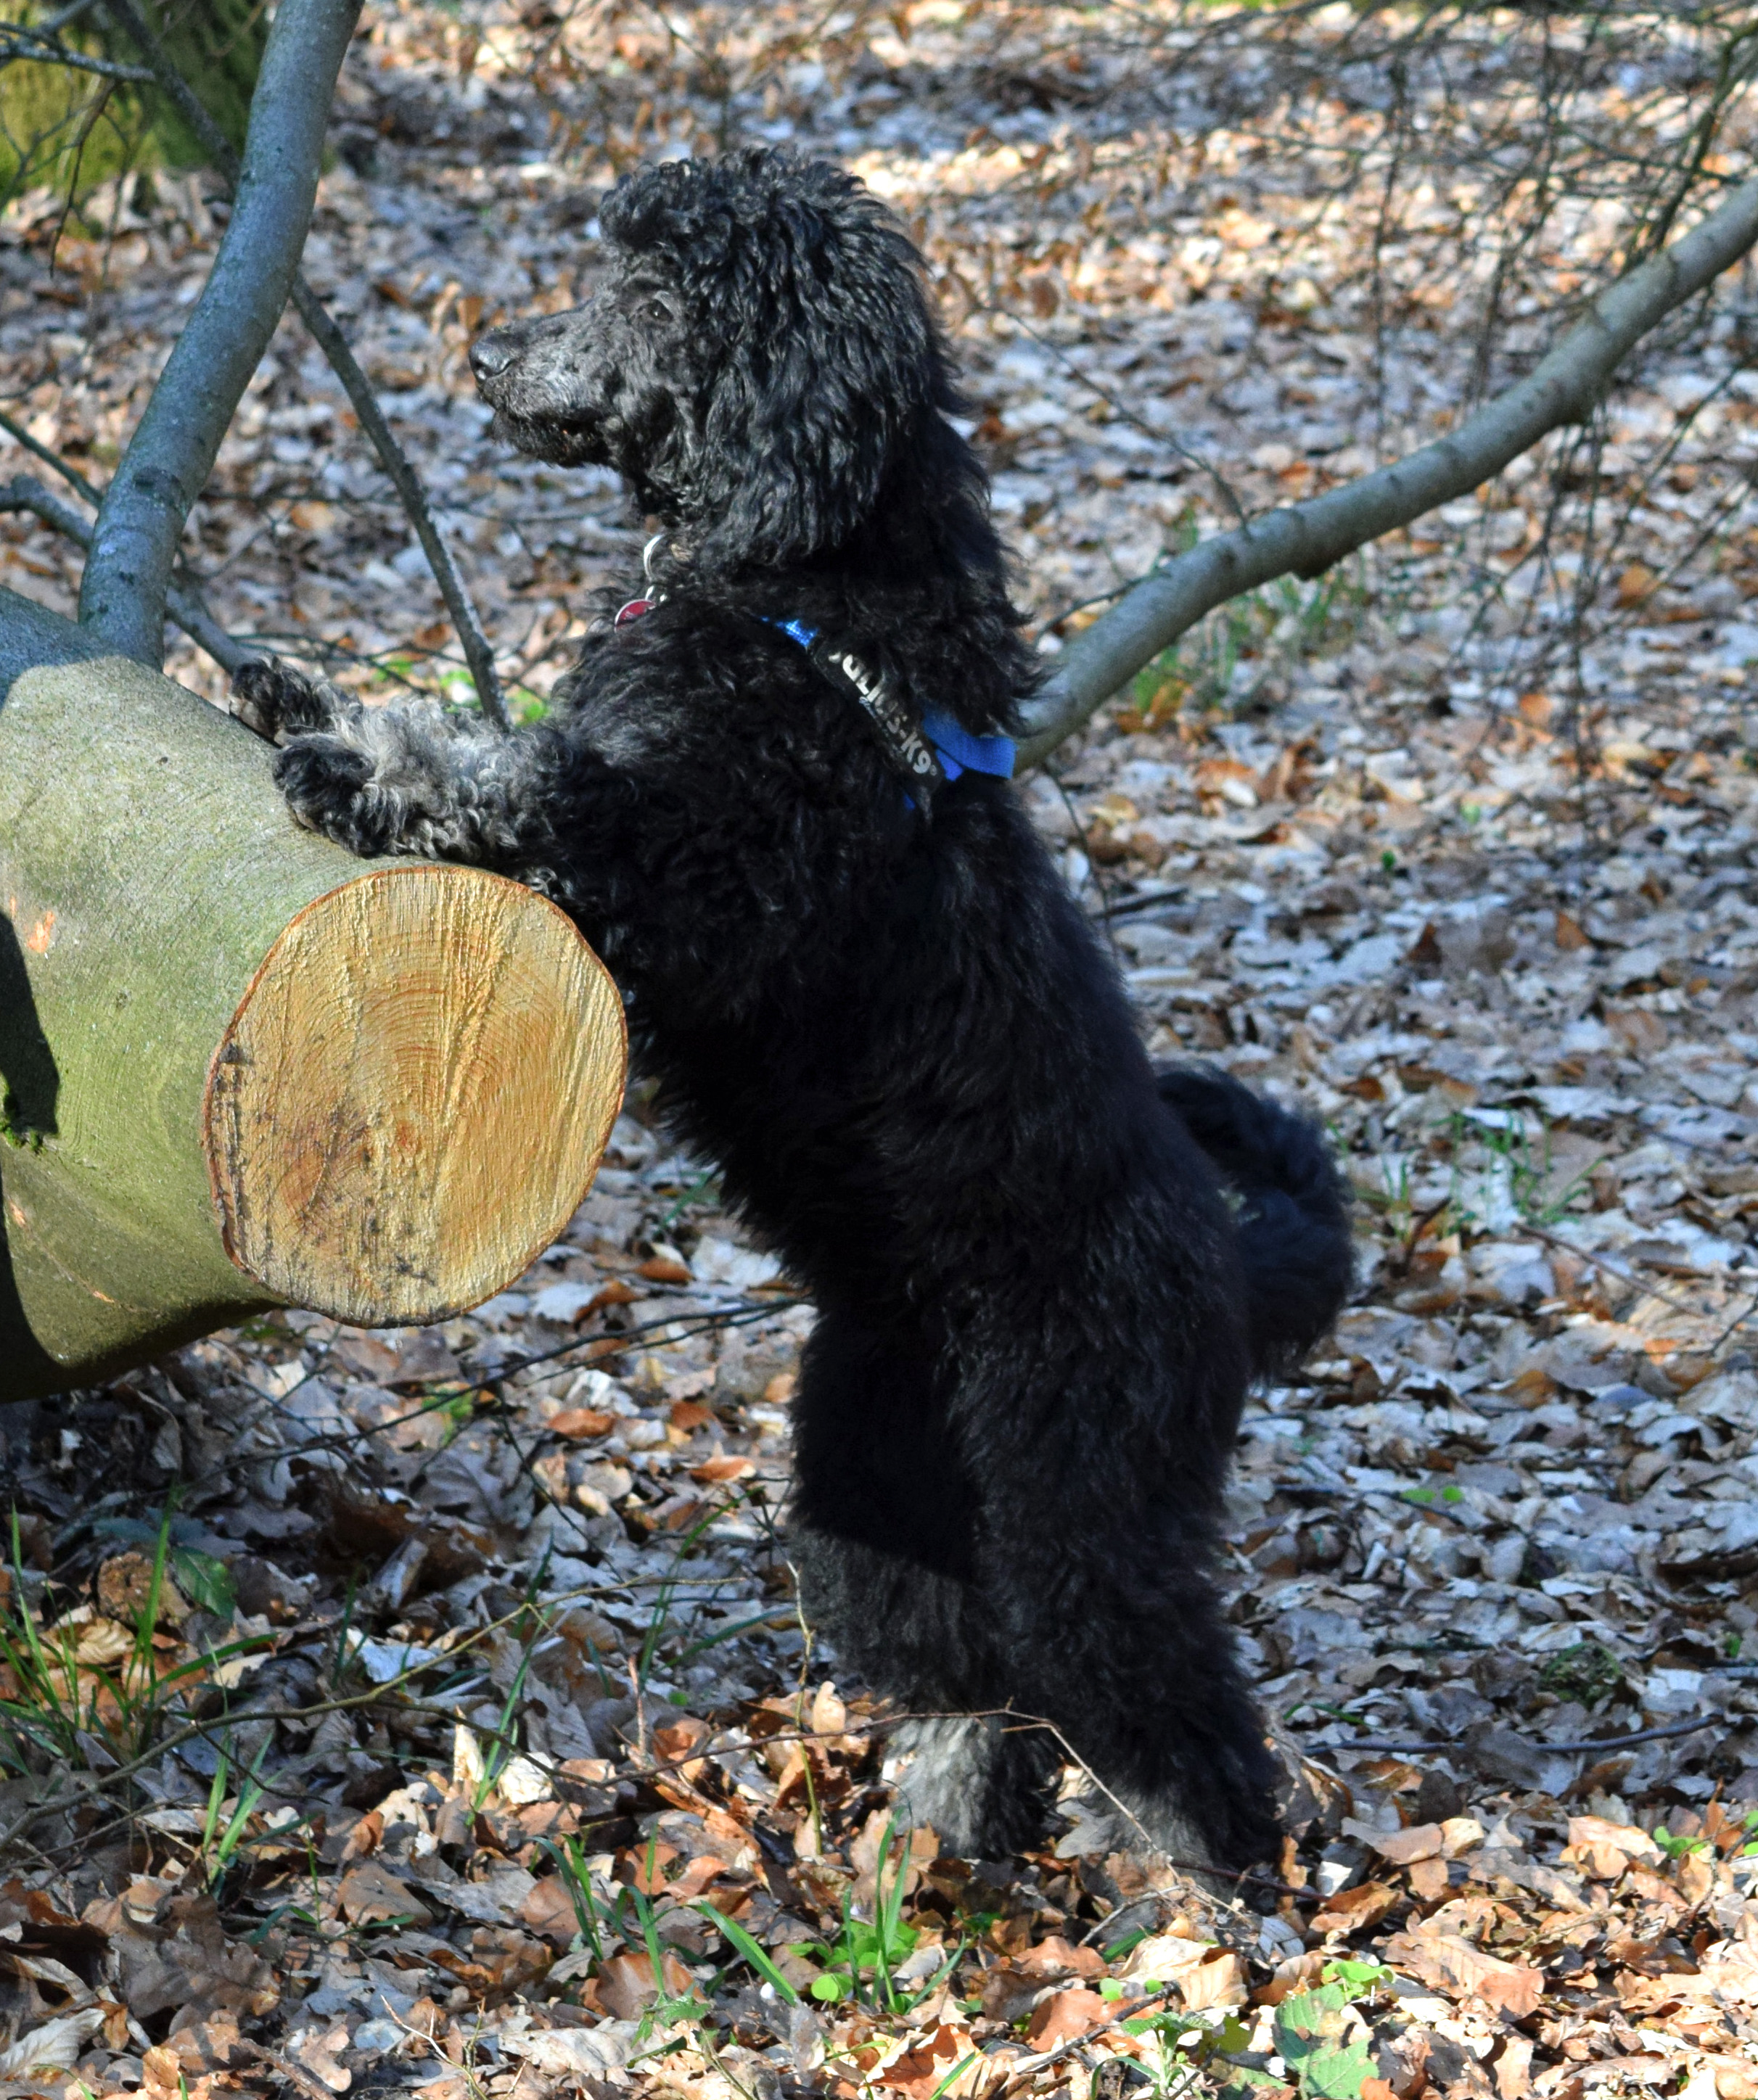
624, 1882, 710, 2037
1403, 1483, 1464, 1508
1205, 1966, 1389, 2100
1448, 1108, 1598, 1231
1122, 2005, 1254, 2100
1539, 1641, 1624, 1707
692, 1902, 800, 2004
790, 1819, 929, 2013
197, 1737, 270, 1893
1652, 1824, 1711, 1860
542, 1834, 609, 1961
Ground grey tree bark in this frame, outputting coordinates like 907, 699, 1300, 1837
75, 0, 362, 664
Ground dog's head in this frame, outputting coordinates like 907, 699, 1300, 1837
469, 149, 963, 571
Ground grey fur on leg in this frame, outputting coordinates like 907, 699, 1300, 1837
233, 655, 561, 877
882, 1715, 1057, 1858
1052, 1784, 1209, 1874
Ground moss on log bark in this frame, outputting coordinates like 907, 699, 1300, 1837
0, 590, 626, 1399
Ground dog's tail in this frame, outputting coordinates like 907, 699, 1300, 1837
1157, 1064, 1353, 1380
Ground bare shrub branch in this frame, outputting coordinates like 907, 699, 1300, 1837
75, 0, 361, 664
99, 0, 509, 728
2, 472, 245, 669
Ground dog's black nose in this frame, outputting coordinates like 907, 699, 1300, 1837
469, 335, 515, 384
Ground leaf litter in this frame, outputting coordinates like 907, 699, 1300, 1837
7, 1, 1758, 2094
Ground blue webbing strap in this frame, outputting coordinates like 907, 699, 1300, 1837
765, 619, 1015, 787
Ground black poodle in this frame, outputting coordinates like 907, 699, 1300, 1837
234, 148, 1351, 1872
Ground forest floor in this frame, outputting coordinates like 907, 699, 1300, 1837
4, 4, 1758, 2098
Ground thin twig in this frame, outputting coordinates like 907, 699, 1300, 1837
287, 283, 510, 728
0, 408, 104, 508
1016, 167, 1758, 767
1523, 1221, 1716, 1325
1, 472, 247, 670
0, 22, 153, 81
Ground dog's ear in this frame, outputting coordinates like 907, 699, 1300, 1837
604, 152, 951, 570
691, 163, 945, 569
692, 263, 932, 568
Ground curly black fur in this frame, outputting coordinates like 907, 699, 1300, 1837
238, 147, 1352, 1872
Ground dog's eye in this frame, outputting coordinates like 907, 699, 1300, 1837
642, 297, 673, 324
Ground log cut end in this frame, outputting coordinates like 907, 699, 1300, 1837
204, 864, 625, 1326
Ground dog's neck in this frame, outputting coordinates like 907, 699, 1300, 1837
644, 474, 1038, 737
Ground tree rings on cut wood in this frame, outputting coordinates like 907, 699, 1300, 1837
0, 619, 627, 1399
205, 866, 625, 1327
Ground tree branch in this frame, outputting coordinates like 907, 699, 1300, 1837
0, 22, 154, 81
286, 283, 510, 729
2, 473, 247, 670
76, 0, 362, 664
102, 0, 510, 729
1016, 168, 1758, 768
0, 408, 103, 509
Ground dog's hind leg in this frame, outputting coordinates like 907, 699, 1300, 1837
978, 1487, 1283, 1873
785, 1310, 1059, 1856
788, 1521, 1058, 1856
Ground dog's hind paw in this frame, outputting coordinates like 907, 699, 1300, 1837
884, 1716, 1055, 1858
231, 657, 347, 744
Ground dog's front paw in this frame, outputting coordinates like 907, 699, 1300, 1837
231, 657, 345, 744
273, 735, 388, 855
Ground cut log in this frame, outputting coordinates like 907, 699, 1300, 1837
0, 589, 626, 1399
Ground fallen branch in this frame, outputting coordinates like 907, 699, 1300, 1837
1016, 168, 1758, 767
102, 0, 510, 729
77, 0, 362, 664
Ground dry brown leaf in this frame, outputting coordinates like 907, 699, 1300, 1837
1026, 1987, 1111, 2048
589, 1948, 697, 2019
1561, 1816, 1663, 1879
550, 1406, 617, 1438
515, 1877, 581, 1944
867, 2020, 982, 2100
1311, 1879, 1399, 1936
1368, 1822, 1445, 1865
334, 1861, 432, 1927
689, 1453, 755, 1483
1616, 560, 1659, 607
1014, 1934, 1105, 1980
1382, 1930, 1541, 2016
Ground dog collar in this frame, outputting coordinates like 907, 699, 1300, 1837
615, 532, 669, 626
766, 618, 1015, 797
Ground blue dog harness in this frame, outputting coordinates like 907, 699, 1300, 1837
615, 537, 1014, 810
766, 617, 1015, 807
